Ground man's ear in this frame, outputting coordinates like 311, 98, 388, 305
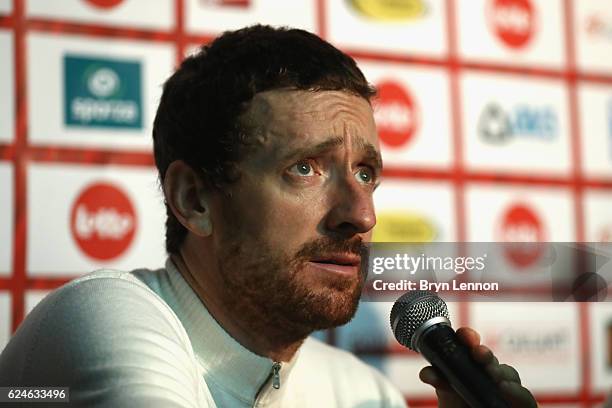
163, 160, 213, 237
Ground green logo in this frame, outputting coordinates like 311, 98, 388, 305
64, 54, 143, 129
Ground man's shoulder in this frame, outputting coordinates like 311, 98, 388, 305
28, 267, 177, 329
62, 266, 164, 294
27, 266, 188, 346
293, 337, 407, 408
0, 266, 214, 406
0, 267, 193, 382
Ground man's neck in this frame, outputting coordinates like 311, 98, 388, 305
170, 250, 306, 362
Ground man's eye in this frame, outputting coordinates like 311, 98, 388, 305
289, 161, 316, 176
355, 167, 375, 184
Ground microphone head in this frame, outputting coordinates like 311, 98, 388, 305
390, 290, 450, 351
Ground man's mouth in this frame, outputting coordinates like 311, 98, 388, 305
307, 254, 361, 276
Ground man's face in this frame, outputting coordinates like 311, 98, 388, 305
209, 89, 381, 335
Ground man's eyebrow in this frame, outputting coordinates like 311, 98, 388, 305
282, 136, 383, 171
351, 136, 383, 171
362, 143, 384, 172
281, 136, 345, 162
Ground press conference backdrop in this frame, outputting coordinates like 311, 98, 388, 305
0, 0, 611, 406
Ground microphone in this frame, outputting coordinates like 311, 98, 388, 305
390, 291, 510, 408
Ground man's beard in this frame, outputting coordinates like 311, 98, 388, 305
216, 234, 369, 342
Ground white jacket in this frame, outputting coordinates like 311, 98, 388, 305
0, 259, 407, 408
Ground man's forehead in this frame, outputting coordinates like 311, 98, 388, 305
249, 89, 374, 123
238, 88, 380, 165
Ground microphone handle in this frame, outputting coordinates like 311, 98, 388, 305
418, 324, 510, 408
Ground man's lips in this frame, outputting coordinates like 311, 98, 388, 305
310, 253, 361, 266
307, 253, 361, 276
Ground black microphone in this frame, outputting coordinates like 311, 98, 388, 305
390, 291, 510, 408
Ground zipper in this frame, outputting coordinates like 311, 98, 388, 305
271, 361, 281, 390
253, 361, 282, 407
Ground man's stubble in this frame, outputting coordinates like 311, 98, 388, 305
216, 227, 369, 346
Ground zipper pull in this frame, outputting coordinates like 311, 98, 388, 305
272, 362, 281, 390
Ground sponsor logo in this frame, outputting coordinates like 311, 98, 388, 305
200, 0, 250, 7
374, 80, 419, 148
347, 0, 427, 21
372, 211, 437, 242
70, 182, 137, 261
478, 102, 557, 144
84, 0, 124, 9
64, 54, 142, 129
497, 203, 546, 268
486, 0, 536, 49
586, 14, 612, 41
486, 325, 571, 364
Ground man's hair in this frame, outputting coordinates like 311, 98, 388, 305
153, 24, 376, 254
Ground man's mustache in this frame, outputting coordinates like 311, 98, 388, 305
294, 237, 369, 263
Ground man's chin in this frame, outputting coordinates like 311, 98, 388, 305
300, 301, 360, 332
289, 281, 363, 331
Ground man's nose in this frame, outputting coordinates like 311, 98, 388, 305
325, 177, 376, 238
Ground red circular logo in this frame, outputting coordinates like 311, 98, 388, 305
70, 182, 137, 261
487, 0, 536, 49
84, 0, 124, 9
373, 80, 419, 148
498, 203, 546, 268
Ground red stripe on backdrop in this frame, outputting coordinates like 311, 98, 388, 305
565, 0, 585, 244
381, 167, 457, 182
462, 172, 574, 187
0, 277, 103, 290
446, 0, 470, 328
27, 146, 155, 167
175, 0, 185, 65
0, 145, 15, 161
446, 0, 465, 243
460, 61, 567, 80
316, 0, 327, 39
0, 279, 11, 290
346, 49, 612, 86
27, 15, 218, 51
0, 15, 14, 29
25, 277, 74, 291
184, 33, 215, 47
584, 179, 612, 189
580, 72, 612, 86
346, 49, 450, 69
27, 19, 176, 43
580, 304, 594, 408
383, 167, 612, 191
564, 0, 592, 405
11, 0, 27, 333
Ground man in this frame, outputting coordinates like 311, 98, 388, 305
0, 25, 536, 407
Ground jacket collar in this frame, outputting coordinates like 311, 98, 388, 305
164, 258, 299, 405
